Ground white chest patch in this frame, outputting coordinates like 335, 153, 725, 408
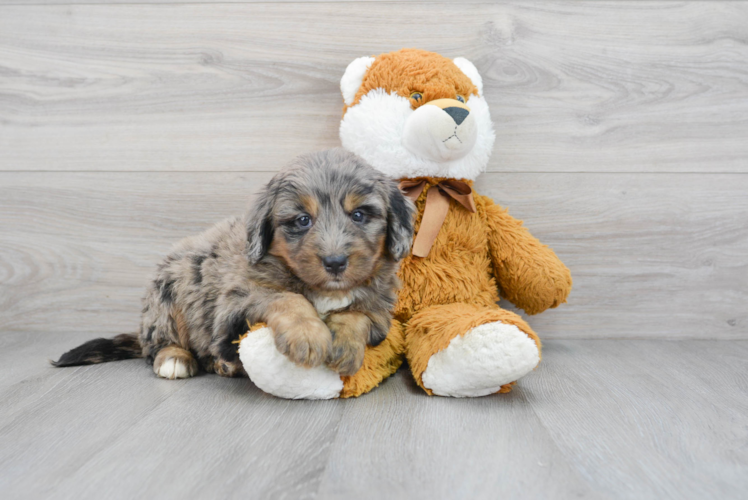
312, 294, 354, 316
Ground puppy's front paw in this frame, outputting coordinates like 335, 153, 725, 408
327, 336, 365, 376
325, 311, 370, 376
274, 316, 332, 368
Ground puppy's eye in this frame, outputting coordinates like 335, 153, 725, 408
456, 95, 466, 103
410, 92, 423, 102
296, 215, 312, 228
351, 210, 366, 223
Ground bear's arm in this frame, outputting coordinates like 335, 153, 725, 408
480, 195, 572, 315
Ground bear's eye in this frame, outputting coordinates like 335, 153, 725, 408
410, 92, 423, 102
456, 95, 466, 103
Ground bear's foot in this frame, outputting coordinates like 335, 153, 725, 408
421, 321, 540, 397
237, 321, 406, 400
238, 326, 343, 400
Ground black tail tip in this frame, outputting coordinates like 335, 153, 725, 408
50, 334, 142, 368
50, 350, 94, 368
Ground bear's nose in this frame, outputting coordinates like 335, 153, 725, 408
443, 107, 470, 125
322, 255, 348, 275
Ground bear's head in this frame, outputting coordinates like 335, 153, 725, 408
339, 48, 495, 181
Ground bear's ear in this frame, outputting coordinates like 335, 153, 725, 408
341, 56, 375, 106
453, 57, 483, 95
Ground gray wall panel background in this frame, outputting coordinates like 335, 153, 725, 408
1, 1, 746, 339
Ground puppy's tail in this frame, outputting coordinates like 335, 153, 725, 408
51, 333, 143, 367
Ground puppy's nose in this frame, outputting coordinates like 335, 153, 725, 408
322, 255, 348, 275
443, 107, 469, 125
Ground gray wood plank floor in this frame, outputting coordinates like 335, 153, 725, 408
0, 336, 745, 499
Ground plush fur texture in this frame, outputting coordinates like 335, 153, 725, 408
239, 319, 405, 399
54, 149, 414, 383
395, 188, 572, 321
421, 320, 540, 397
341, 56, 375, 106
240, 325, 344, 399
340, 49, 495, 180
396, 185, 568, 395
333, 49, 573, 399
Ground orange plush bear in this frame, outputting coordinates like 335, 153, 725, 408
239, 49, 571, 399
337, 49, 572, 397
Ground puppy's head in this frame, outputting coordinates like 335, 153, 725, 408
246, 149, 415, 291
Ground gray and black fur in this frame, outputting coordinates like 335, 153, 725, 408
53, 149, 415, 379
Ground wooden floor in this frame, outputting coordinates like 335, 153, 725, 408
0, 335, 745, 499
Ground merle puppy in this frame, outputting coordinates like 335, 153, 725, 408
54, 149, 415, 379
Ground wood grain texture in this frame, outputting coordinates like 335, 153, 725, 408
0, 338, 745, 499
480, 173, 748, 339
525, 340, 748, 499
315, 366, 595, 499
0, 171, 274, 336
1, 1, 747, 172
0, 355, 343, 499
53, 376, 343, 499
1, 171, 745, 339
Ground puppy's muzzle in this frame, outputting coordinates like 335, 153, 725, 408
322, 255, 348, 275
402, 98, 478, 163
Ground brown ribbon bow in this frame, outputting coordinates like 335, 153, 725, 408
399, 179, 477, 258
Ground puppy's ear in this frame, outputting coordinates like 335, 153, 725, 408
246, 179, 278, 265
385, 182, 415, 261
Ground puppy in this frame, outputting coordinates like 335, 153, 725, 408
53, 149, 415, 379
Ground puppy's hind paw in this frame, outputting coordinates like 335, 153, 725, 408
214, 358, 246, 378
153, 346, 198, 380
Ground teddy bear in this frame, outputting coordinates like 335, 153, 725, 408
239, 48, 572, 399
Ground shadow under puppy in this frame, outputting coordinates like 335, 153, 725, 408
53, 149, 415, 379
